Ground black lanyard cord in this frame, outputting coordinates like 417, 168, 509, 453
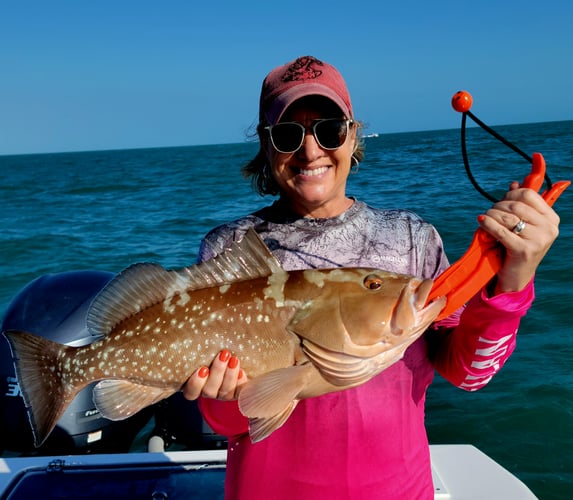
459, 101, 553, 202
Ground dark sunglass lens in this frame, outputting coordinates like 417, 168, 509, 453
272, 123, 303, 152
315, 120, 347, 149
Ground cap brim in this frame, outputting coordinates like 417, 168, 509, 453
265, 83, 352, 125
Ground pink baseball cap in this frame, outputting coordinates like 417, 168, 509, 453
259, 55, 354, 125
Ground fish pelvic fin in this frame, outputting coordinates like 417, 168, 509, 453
2, 330, 80, 447
93, 379, 178, 421
238, 364, 315, 442
87, 228, 283, 337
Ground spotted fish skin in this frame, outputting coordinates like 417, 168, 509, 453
3, 229, 445, 446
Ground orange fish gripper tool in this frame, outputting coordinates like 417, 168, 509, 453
427, 91, 570, 321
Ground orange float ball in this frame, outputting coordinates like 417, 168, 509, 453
451, 90, 473, 113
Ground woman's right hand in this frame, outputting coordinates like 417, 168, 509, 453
181, 350, 246, 401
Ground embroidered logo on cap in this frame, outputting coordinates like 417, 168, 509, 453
282, 56, 324, 82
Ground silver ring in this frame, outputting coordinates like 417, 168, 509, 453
512, 220, 527, 234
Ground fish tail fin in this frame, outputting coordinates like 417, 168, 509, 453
3, 330, 80, 447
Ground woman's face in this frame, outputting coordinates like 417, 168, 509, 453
264, 97, 357, 218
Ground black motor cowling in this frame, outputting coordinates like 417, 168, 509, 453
0, 270, 152, 455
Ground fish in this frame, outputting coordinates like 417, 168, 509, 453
3, 229, 445, 447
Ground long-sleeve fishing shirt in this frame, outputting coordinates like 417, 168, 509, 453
196, 200, 533, 500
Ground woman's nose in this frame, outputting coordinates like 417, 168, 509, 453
296, 130, 322, 161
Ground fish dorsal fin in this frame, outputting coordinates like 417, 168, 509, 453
182, 228, 283, 288
87, 228, 282, 337
87, 262, 183, 337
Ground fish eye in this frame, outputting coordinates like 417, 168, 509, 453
363, 274, 383, 290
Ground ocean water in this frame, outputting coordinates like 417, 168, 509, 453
1, 120, 572, 498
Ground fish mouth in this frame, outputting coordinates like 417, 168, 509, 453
410, 282, 447, 329
388, 278, 446, 336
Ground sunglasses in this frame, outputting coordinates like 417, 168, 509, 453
265, 118, 354, 154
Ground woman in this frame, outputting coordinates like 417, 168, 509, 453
182, 56, 559, 499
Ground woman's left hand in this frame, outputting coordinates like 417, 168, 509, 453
477, 182, 560, 295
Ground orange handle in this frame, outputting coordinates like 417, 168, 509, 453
428, 153, 570, 321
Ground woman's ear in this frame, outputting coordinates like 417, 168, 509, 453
349, 123, 358, 154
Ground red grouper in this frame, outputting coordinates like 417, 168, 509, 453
3, 229, 445, 447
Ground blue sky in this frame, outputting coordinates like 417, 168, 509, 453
1, 0, 572, 155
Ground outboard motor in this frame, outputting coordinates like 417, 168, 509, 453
149, 393, 227, 452
0, 270, 152, 455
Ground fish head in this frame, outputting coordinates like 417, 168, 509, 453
289, 268, 446, 386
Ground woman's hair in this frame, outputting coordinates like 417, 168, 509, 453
242, 96, 365, 196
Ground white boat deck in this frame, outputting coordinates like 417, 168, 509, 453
0, 445, 537, 499
430, 445, 536, 499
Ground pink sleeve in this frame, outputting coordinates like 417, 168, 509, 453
428, 280, 535, 391
198, 397, 249, 438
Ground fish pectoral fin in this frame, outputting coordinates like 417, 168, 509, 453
239, 364, 314, 418
238, 364, 314, 442
248, 403, 298, 443
93, 380, 175, 421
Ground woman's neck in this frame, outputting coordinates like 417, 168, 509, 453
278, 195, 355, 219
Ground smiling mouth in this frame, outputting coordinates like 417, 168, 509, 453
295, 166, 330, 176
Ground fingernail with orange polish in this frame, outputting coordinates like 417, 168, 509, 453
198, 366, 209, 378
219, 350, 231, 362
228, 356, 239, 369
